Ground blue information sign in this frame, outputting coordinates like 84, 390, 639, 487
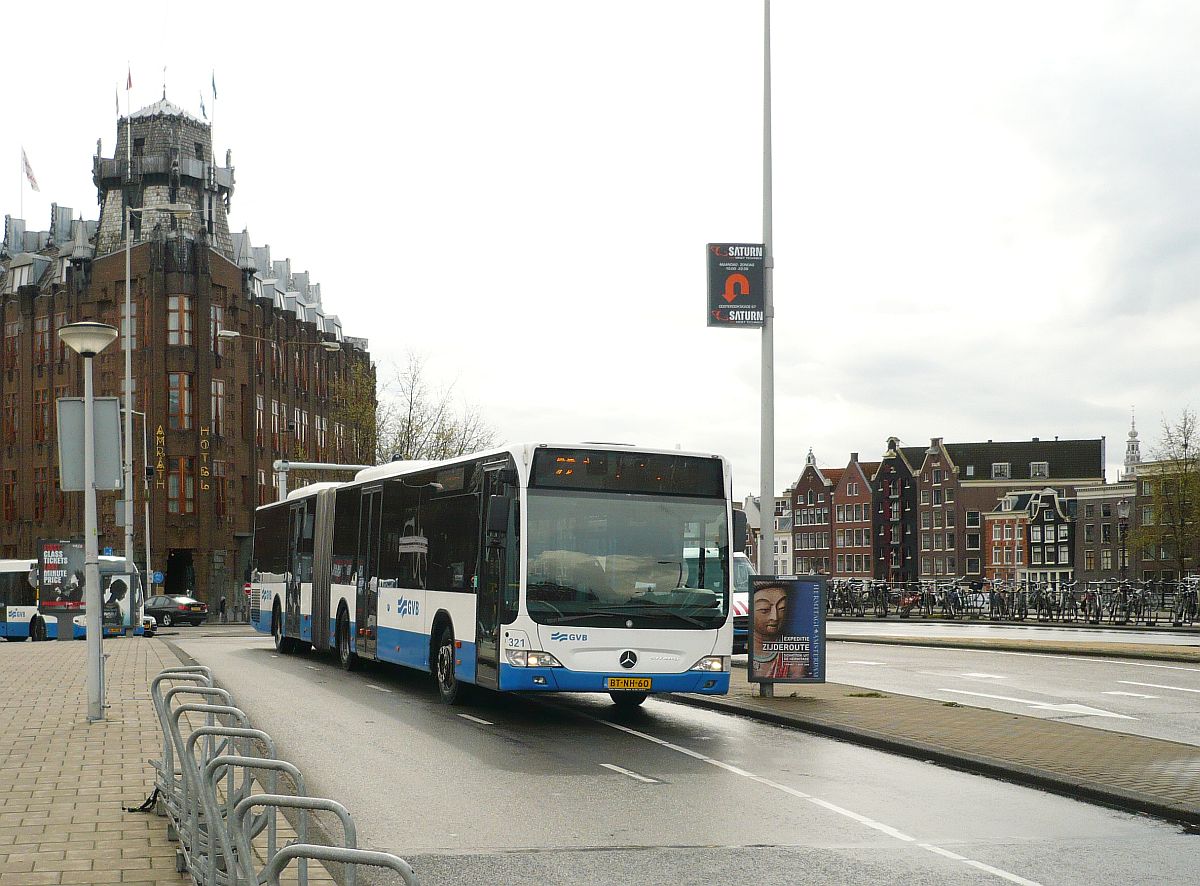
103, 547, 113, 556
152, 571, 164, 585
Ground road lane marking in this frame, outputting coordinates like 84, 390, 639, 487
601, 763, 658, 783
962, 672, 1005, 679
581, 710, 1041, 885
457, 713, 493, 725
938, 689, 1137, 720
365, 684, 392, 693
305, 665, 319, 670
1118, 680, 1200, 694
962, 859, 1045, 886
1103, 691, 1158, 699
845, 660, 885, 665
835, 642, 1200, 673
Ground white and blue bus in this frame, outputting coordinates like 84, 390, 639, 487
1, 557, 145, 641
251, 443, 744, 706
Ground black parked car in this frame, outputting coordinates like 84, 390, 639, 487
145, 595, 209, 627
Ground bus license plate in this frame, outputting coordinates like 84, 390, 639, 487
605, 677, 651, 691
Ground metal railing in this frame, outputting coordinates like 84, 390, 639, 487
825, 576, 1200, 627
146, 666, 418, 885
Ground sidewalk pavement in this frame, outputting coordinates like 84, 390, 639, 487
0, 636, 187, 885
676, 648, 1200, 826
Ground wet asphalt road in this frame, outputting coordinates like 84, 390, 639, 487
172, 633, 1199, 885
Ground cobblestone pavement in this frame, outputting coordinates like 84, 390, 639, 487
0, 636, 187, 884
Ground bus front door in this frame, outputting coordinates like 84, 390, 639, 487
475, 466, 514, 689
356, 487, 382, 660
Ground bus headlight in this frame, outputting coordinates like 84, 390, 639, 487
506, 649, 563, 668
689, 655, 729, 672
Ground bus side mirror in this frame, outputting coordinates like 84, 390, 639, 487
733, 510, 748, 552
486, 495, 511, 535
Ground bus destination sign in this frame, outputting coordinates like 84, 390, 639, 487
706, 243, 765, 328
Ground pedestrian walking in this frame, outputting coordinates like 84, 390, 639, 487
219, 595, 227, 624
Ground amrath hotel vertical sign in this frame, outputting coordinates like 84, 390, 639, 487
154, 425, 166, 490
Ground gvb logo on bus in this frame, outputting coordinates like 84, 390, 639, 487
549, 631, 588, 642
395, 597, 420, 618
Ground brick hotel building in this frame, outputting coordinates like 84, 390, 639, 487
0, 99, 374, 602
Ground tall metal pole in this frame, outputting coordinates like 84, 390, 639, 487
83, 353, 104, 720
759, 0, 775, 578
123, 206, 135, 626
143, 414, 151, 592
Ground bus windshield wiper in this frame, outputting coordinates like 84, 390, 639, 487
609, 600, 707, 627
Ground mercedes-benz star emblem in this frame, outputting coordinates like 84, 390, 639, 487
619, 650, 637, 669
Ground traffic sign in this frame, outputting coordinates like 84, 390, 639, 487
152, 571, 164, 585
103, 547, 113, 556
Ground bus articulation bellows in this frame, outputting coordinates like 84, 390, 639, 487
250, 443, 743, 706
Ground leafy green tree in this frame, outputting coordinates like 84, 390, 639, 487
1129, 409, 1200, 579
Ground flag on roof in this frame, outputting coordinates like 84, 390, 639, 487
126, 65, 132, 90
200, 93, 207, 120
211, 70, 217, 101
21, 148, 40, 192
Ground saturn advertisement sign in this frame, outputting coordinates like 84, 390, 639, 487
707, 243, 765, 328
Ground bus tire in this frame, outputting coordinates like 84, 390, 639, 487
31, 618, 46, 642
610, 691, 648, 708
433, 623, 464, 705
272, 605, 293, 654
337, 610, 358, 672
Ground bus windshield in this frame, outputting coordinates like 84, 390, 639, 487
526, 490, 728, 629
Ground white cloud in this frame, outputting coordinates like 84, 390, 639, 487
3, 0, 1196, 499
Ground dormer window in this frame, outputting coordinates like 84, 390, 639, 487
992, 463, 1010, 479
966, 465, 975, 478
1030, 461, 1049, 479
194, 142, 204, 160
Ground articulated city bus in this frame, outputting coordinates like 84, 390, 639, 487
251, 443, 742, 706
1, 556, 145, 641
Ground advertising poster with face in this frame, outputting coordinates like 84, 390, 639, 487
748, 575, 827, 684
38, 539, 86, 610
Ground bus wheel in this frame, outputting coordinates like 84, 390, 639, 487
31, 618, 46, 642
610, 691, 648, 708
337, 612, 358, 672
434, 624, 463, 705
272, 606, 292, 654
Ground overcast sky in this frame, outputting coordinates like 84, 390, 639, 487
4, 1, 1197, 500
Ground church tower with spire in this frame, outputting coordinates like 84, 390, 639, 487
1123, 408, 1142, 480
92, 99, 235, 257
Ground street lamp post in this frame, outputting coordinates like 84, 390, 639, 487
123, 202, 200, 594
58, 322, 119, 722
122, 408, 153, 602
1117, 498, 1131, 582
217, 329, 341, 500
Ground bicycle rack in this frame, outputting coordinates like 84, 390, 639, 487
146, 665, 419, 885
265, 845, 418, 886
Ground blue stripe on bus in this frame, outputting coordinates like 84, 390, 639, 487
497, 663, 729, 694
375, 625, 477, 683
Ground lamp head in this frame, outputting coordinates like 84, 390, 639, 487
58, 322, 119, 358
1117, 498, 1131, 521
217, 329, 240, 341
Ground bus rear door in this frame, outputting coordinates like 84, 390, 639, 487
356, 486, 383, 660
